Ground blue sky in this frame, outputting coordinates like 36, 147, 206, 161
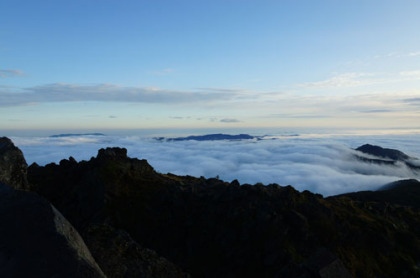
1, 0, 420, 132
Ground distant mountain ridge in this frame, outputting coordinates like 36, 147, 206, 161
354, 143, 420, 174
50, 133, 105, 138
356, 144, 412, 161
156, 133, 256, 141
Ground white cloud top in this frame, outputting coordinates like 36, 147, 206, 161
12, 133, 420, 197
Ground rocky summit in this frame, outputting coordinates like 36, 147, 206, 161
0, 137, 420, 277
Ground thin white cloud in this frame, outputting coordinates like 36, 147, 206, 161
373, 51, 420, 59
0, 69, 24, 78
299, 70, 420, 89
409, 51, 420, 57
298, 73, 380, 89
151, 68, 174, 75
399, 70, 420, 79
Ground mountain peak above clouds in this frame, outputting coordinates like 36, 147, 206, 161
356, 144, 411, 161
355, 143, 420, 174
158, 133, 256, 141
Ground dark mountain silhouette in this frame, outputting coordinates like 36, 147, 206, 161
1, 137, 420, 277
356, 144, 412, 161
354, 144, 420, 174
50, 133, 106, 137
158, 133, 255, 141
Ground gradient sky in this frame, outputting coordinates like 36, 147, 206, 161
1, 0, 420, 132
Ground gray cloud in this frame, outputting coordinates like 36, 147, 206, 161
360, 109, 395, 113
220, 118, 240, 123
405, 98, 420, 104
0, 69, 24, 78
0, 83, 239, 107
12, 134, 420, 197
270, 113, 330, 119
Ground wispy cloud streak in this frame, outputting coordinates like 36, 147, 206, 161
0, 83, 239, 107
0, 69, 24, 78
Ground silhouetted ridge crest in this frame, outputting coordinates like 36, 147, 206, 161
356, 144, 411, 161
97, 147, 128, 160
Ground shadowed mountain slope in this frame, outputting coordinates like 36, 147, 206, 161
27, 146, 420, 278
338, 179, 420, 209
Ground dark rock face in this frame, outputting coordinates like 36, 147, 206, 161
0, 182, 106, 278
27, 147, 420, 278
84, 224, 190, 278
0, 137, 28, 190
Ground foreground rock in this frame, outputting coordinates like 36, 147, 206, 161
28, 147, 190, 278
28, 146, 420, 278
0, 137, 28, 190
0, 182, 106, 278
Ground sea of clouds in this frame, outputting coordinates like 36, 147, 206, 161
10, 132, 420, 196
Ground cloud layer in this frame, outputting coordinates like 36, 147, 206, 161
0, 83, 240, 107
12, 133, 420, 197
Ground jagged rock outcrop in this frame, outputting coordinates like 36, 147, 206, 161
0, 137, 28, 190
27, 146, 420, 278
28, 147, 190, 278
0, 182, 106, 278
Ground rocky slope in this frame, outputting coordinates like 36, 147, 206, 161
0, 183, 107, 278
28, 146, 420, 278
339, 179, 420, 209
1, 137, 420, 277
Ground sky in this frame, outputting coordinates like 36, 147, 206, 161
1, 0, 420, 133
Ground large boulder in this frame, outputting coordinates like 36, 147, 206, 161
0, 137, 28, 190
0, 182, 106, 278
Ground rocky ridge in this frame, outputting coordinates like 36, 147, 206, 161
0, 137, 420, 277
